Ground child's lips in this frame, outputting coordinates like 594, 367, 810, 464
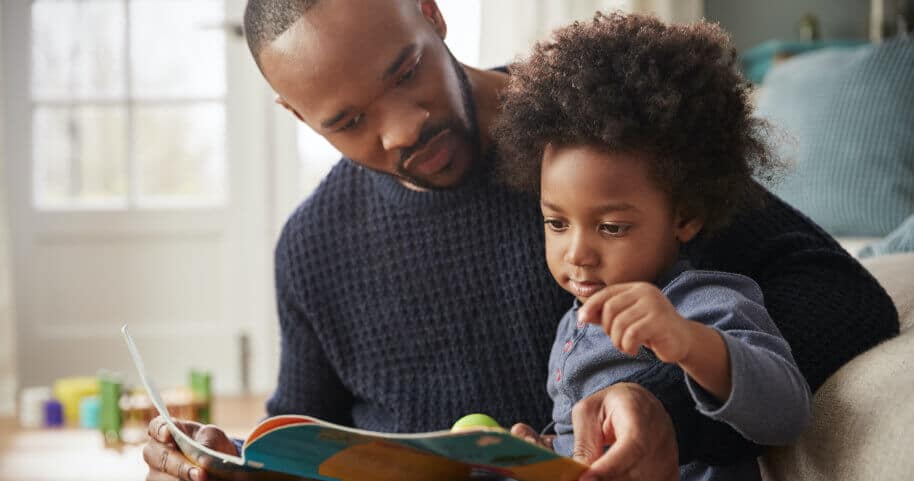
569, 279, 605, 298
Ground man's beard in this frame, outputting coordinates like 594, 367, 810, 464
392, 47, 481, 190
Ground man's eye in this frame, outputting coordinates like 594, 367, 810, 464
544, 219, 568, 232
396, 67, 416, 86
599, 223, 631, 236
338, 114, 364, 132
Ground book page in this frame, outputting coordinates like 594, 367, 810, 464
121, 325, 265, 475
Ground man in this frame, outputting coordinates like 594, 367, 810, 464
143, 1, 898, 481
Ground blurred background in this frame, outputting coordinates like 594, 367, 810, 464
0, 0, 912, 480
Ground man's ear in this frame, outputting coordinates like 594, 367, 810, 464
274, 96, 305, 123
674, 212, 704, 243
418, 1, 447, 39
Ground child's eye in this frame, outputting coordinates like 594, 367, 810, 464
543, 219, 568, 232
338, 113, 364, 132
599, 223, 631, 237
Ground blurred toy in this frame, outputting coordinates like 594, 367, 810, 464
18, 386, 52, 429
43, 399, 64, 427
189, 369, 212, 424
52, 376, 99, 426
451, 413, 506, 432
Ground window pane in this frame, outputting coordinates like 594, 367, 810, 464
297, 127, 340, 194
134, 104, 226, 206
130, 0, 226, 98
31, 0, 126, 100
33, 106, 128, 208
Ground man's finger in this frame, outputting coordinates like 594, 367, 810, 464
143, 440, 204, 481
584, 432, 642, 480
570, 397, 610, 466
196, 425, 240, 456
148, 416, 174, 443
146, 470, 180, 481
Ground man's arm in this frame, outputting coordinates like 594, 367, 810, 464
690, 190, 899, 392
266, 224, 354, 421
668, 188, 900, 463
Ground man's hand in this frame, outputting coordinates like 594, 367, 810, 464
143, 416, 237, 481
572, 383, 679, 481
579, 282, 693, 363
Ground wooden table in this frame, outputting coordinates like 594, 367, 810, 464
0, 394, 268, 481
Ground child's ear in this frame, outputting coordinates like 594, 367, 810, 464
674, 212, 704, 243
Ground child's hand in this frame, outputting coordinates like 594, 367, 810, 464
510, 423, 555, 451
578, 282, 693, 363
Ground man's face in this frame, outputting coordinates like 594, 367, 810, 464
258, 0, 479, 189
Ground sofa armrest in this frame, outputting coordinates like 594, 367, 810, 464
760, 252, 914, 481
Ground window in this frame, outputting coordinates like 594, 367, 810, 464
30, 0, 227, 209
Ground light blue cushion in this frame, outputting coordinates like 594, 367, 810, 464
756, 37, 914, 237
859, 214, 914, 258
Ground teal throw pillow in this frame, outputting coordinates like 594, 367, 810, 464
756, 37, 914, 237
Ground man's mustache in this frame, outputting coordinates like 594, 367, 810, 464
398, 124, 451, 169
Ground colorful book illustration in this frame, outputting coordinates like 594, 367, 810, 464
121, 325, 588, 481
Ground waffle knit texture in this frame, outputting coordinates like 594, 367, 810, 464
266, 157, 898, 464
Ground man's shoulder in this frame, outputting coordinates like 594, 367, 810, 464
278, 159, 373, 248
290, 158, 372, 220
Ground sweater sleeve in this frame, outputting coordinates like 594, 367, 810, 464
652, 187, 900, 465
689, 189, 899, 392
265, 223, 354, 424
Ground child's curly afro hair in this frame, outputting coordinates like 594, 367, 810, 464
494, 12, 783, 233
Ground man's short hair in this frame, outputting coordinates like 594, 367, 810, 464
243, 0, 319, 67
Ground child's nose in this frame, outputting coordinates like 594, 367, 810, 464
564, 232, 599, 267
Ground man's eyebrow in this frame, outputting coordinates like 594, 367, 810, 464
320, 44, 417, 130
321, 108, 353, 130
381, 44, 417, 81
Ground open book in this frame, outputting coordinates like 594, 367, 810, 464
121, 325, 587, 481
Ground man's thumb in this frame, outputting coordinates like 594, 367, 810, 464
571, 424, 606, 465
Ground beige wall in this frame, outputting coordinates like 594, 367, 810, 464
478, 0, 703, 68
0, 0, 18, 416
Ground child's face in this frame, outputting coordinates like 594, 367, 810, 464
540, 144, 702, 301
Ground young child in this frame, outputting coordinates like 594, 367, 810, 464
493, 12, 811, 481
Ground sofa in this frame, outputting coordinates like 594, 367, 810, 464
747, 34, 914, 480
760, 250, 914, 481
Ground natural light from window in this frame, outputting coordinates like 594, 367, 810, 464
30, 0, 228, 210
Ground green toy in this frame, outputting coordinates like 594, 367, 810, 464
451, 413, 505, 432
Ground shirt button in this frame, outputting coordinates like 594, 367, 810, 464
555, 368, 562, 382
563, 340, 573, 353
576, 318, 586, 329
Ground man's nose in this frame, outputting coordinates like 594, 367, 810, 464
379, 97, 430, 152
564, 231, 599, 267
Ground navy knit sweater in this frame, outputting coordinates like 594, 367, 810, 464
268, 157, 898, 464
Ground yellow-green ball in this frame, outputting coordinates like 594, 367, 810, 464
451, 413, 504, 431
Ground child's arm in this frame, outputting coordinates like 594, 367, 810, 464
678, 322, 731, 402
580, 274, 811, 445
